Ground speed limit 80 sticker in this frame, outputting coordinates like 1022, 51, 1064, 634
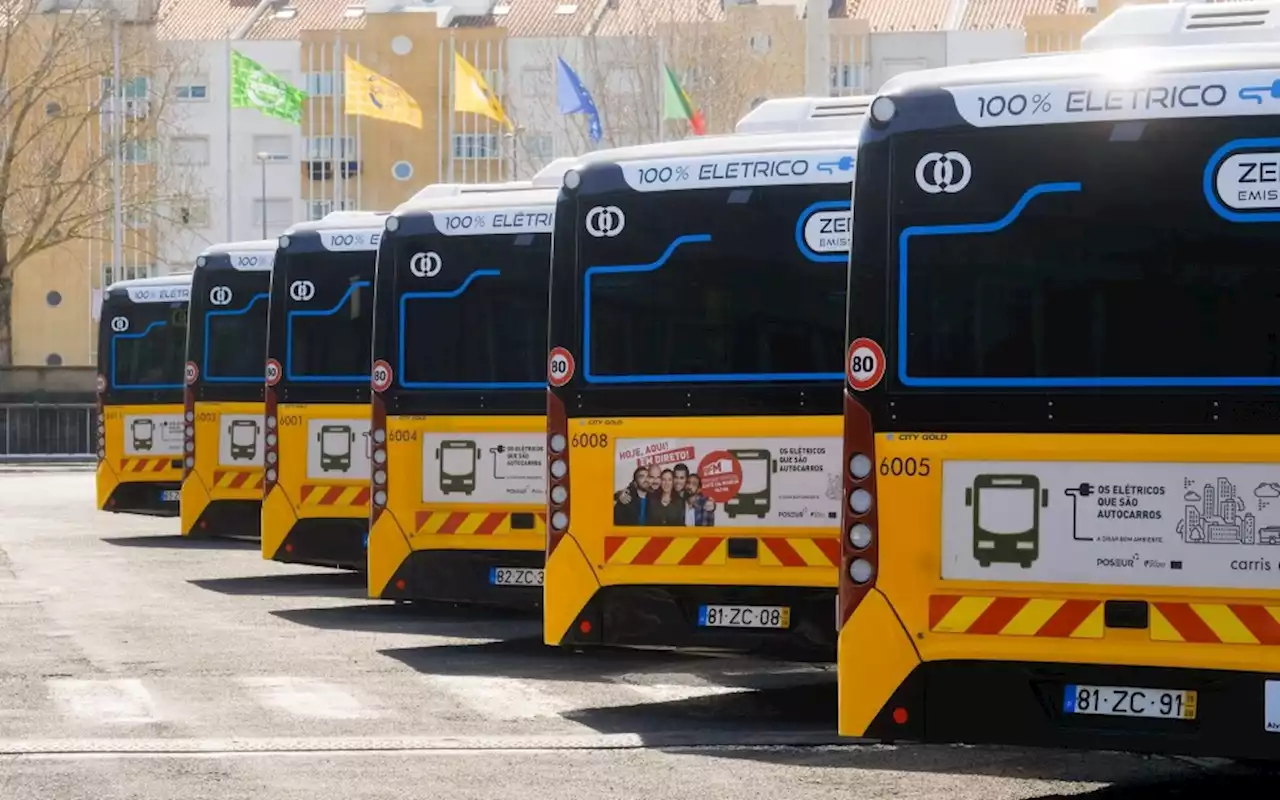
371, 359, 393, 393
548, 346, 575, 388
265, 358, 282, 387
847, 337, 886, 391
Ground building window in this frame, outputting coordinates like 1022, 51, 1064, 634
451, 134, 499, 160
124, 207, 150, 228
749, 33, 772, 54
101, 76, 150, 99
46, 290, 62, 307
253, 198, 294, 232
523, 133, 553, 160
177, 199, 209, 227
303, 71, 344, 97
304, 136, 356, 160
306, 199, 355, 220
176, 81, 208, 100
391, 160, 413, 181
252, 134, 292, 162
829, 63, 863, 94
172, 135, 210, 165
46, 353, 63, 366
120, 139, 152, 164
102, 263, 157, 287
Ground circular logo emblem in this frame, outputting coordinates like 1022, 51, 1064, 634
95, 374, 106, 394
915, 151, 972, 194
585, 205, 625, 238
697, 450, 744, 504
409, 251, 442, 278
110, 316, 129, 332
244, 75, 285, 112
184, 361, 199, 386
209, 285, 233, 306
846, 337, 887, 391
265, 358, 282, 386
371, 359, 393, 393
548, 346, 575, 387
289, 280, 316, 302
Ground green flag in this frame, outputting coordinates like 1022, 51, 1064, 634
230, 50, 305, 124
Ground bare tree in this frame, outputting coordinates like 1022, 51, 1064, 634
0, 0, 195, 364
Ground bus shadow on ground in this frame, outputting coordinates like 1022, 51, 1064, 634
379, 637, 829, 690
270, 601, 542, 640
188, 571, 368, 598
101, 534, 260, 551
666, 740, 1207, 783
1025, 770, 1280, 799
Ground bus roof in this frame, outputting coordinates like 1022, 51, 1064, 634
282, 209, 388, 236
395, 185, 559, 218
1081, 1, 1280, 49
569, 121, 860, 171
104, 271, 193, 303
195, 239, 277, 271
734, 95, 873, 134
198, 239, 276, 257
877, 42, 1280, 97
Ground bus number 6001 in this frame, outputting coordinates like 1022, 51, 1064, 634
880, 457, 931, 477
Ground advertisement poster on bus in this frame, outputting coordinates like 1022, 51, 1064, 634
611, 437, 841, 528
420, 433, 544, 504
305, 418, 372, 481
941, 459, 1280, 590
123, 413, 183, 457
218, 414, 264, 467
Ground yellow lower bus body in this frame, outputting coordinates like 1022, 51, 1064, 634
369, 414, 546, 608
180, 401, 265, 538
838, 432, 1280, 760
262, 402, 371, 570
545, 414, 841, 657
96, 403, 184, 516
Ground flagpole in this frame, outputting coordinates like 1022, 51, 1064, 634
334, 37, 344, 210
447, 35, 455, 183
225, 26, 233, 241
306, 40, 314, 219
655, 37, 665, 144
436, 38, 444, 186
355, 41, 362, 209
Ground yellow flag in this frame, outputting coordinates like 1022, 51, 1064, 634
343, 55, 422, 129
453, 51, 512, 130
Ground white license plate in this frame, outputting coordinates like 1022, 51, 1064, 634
489, 567, 543, 587
1063, 684, 1197, 720
160, 490, 180, 502
698, 604, 790, 629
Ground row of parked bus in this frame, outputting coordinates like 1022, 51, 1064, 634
94, 2, 1280, 760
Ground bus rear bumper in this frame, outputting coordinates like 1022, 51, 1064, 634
557, 584, 835, 660
380, 549, 543, 610
271, 518, 367, 571
188, 499, 262, 539
862, 659, 1280, 760
100, 478, 182, 517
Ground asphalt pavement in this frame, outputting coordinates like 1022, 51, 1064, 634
0, 471, 1269, 798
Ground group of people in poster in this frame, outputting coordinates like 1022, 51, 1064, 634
614, 462, 717, 527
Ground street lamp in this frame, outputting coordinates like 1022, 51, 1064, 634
255, 152, 270, 238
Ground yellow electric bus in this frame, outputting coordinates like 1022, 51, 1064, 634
180, 240, 277, 538
96, 272, 192, 515
837, 2, 1280, 759
262, 211, 386, 570
369, 169, 570, 607
544, 96, 867, 656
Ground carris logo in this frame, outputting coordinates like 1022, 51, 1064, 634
915, 151, 972, 194
585, 206, 625, 238
289, 280, 316, 302
110, 316, 129, 332
409, 251, 442, 278
209, 285, 233, 306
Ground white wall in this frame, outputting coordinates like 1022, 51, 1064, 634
163, 39, 303, 267
944, 29, 1026, 66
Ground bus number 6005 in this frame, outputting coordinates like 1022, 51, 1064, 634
880, 457, 931, 477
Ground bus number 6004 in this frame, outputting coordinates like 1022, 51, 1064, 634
880, 457, 931, 477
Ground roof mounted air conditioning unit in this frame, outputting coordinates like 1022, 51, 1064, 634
734, 95, 871, 133
1081, 0, 1280, 48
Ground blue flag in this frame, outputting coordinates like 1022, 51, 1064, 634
556, 57, 602, 143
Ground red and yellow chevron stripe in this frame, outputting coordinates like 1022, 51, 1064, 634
212, 470, 264, 491
414, 510, 548, 536
929, 595, 1104, 639
299, 484, 370, 507
1152, 602, 1280, 645
602, 535, 839, 568
120, 457, 175, 473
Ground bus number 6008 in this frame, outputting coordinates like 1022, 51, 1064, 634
880, 457, 931, 477
571, 433, 608, 448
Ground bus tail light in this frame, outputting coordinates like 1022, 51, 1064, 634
182, 385, 195, 478
838, 390, 880, 629
263, 384, 279, 495
370, 392, 388, 525
95, 374, 106, 463
546, 390, 570, 556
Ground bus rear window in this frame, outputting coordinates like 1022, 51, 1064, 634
285, 276, 372, 382
111, 306, 187, 389
897, 120, 1280, 386
399, 242, 547, 389
581, 188, 846, 383
205, 293, 268, 381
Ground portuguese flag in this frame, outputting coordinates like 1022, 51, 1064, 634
662, 64, 706, 136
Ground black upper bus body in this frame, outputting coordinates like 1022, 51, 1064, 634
186, 240, 277, 405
